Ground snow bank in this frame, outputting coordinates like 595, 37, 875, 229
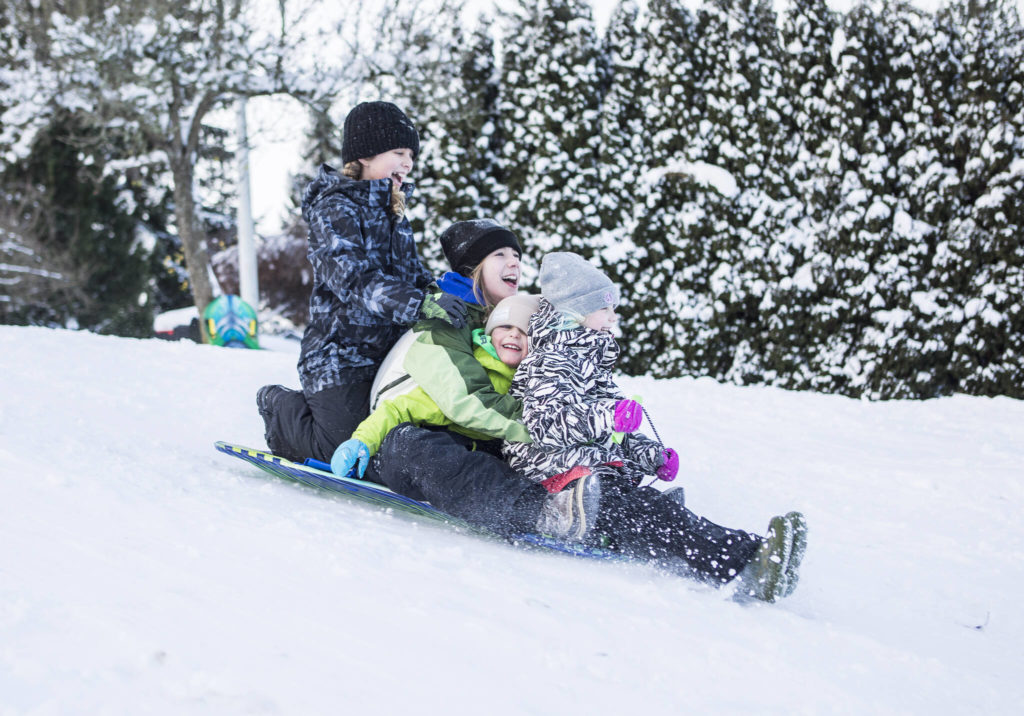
2, 325, 1022, 713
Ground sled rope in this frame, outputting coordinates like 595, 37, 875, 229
642, 405, 664, 447
640, 405, 671, 489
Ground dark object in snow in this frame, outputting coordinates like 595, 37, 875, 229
153, 318, 201, 343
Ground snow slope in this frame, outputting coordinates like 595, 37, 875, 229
2, 325, 1022, 714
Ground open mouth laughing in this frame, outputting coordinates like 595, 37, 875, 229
501, 271, 519, 290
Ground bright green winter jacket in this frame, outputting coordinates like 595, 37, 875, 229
351, 309, 532, 456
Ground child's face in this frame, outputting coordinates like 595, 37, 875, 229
479, 247, 521, 305
582, 306, 617, 332
490, 325, 528, 367
359, 148, 415, 188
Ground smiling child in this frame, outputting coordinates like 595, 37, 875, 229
330, 294, 542, 479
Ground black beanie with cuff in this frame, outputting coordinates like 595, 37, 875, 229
440, 219, 522, 277
341, 101, 420, 164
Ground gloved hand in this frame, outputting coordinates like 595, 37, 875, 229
330, 439, 371, 479
612, 398, 643, 433
657, 448, 679, 482
420, 292, 468, 329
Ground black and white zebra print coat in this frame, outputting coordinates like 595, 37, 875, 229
503, 299, 665, 482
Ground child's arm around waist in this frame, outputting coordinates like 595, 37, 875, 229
350, 387, 448, 456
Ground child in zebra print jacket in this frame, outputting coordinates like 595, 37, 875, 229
504, 252, 808, 602
503, 251, 676, 487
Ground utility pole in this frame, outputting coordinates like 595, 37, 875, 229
236, 96, 259, 312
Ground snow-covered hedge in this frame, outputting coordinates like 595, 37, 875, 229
408, 0, 1024, 400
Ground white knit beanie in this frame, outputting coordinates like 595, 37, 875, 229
539, 252, 618, 317
485, 294, 542, 335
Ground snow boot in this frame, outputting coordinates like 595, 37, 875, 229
662, 485, 685, 507
738, 515, 792, 603
257, 384, 293, 458
781, 511, 807, 598
536, 468, 601, 542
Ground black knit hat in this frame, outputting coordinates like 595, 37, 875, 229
341, 101, 420, 165
440, 219, 522, 277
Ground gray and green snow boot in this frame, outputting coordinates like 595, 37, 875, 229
738, 515, 792, 602
781, 511, 808, 598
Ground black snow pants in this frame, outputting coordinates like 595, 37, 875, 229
332, 422, 760, 584
368, 423, 548, 537
260, 375, 373, 464
592, 477, 763, 584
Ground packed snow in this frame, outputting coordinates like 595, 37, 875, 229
2, 325, 1023, 714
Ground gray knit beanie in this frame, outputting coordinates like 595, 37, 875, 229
539, 252, 619, 317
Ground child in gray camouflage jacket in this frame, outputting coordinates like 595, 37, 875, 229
257, 102, 467, 464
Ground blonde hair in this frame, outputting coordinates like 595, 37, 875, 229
469, 263, 494, 308
342, 160, 407, 218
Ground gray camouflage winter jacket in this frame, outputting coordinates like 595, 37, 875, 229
297, 164, 434, 393
503, 299, 665, 481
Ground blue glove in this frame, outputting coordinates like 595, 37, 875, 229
330, 439, 370, 479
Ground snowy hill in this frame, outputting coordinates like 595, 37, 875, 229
2, 325, 1022, 714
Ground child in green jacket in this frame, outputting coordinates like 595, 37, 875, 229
330, 294, 541, 478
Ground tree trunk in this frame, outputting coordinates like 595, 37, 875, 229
170, 155, 216, 333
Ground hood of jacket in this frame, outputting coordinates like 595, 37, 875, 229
472, 342, 517, 393
437, 271, 483, 306
529, 298, 619, 371
301, 163, 414, 223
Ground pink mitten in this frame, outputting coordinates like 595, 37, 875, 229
657, 448, 679, 482
613, 399, 642, 433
